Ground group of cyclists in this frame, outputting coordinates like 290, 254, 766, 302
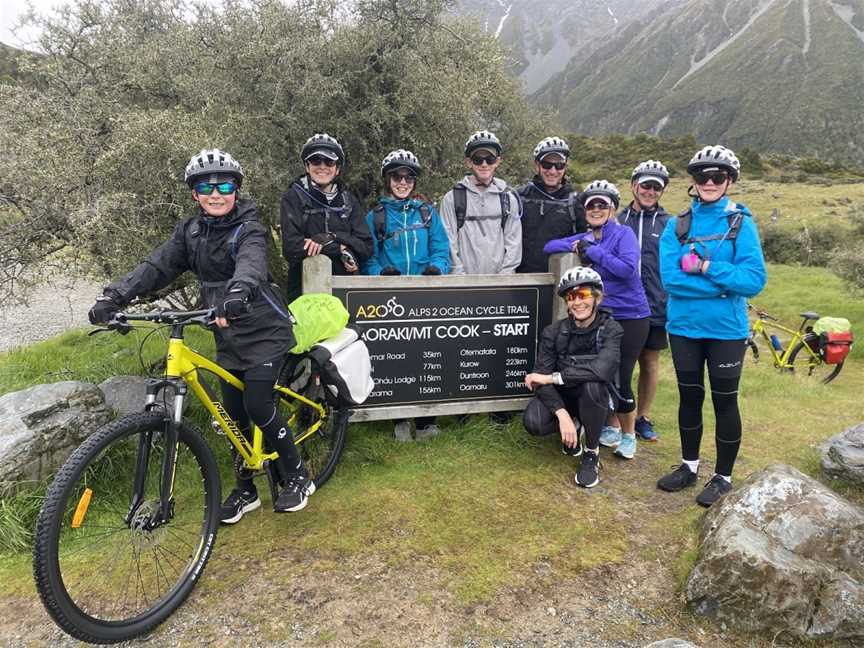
87, 130, 766, 521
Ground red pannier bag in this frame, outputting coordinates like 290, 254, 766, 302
821, 331, 853, 364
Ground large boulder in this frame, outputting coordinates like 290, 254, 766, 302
0, 381, 112, 494
821, 423, 864, 486
686, 464, 864, 641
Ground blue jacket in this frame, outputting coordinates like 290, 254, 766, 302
659, 196, 767, 340
618, 204, 671, 327
544, 220, 650, 320
362, 196, 451, 276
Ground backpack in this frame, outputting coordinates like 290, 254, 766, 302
287, 294, 350, 355
517, 185, 584, 234
306, 327, 374, 406
675, 209, 744, 256
372, 202, 434, 245
291, 184, 352, 229
452, 184, 512, 230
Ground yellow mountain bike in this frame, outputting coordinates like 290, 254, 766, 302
747, 304, 845, 384
32, 309, 349, 644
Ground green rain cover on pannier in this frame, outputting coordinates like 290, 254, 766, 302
287, 294, 350, 354
812, 317, 852, 335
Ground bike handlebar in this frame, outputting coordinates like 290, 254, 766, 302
747, 303, 777, 321
90, 309, 216, 335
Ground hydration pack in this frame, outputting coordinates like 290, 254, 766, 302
372, 202, 434, 245
452, 184, 512, 230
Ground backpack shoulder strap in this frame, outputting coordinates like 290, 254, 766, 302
725, 211, 744, 239
675, 209, 692, 244
228, 221, 247, 261
453, 185, 467, 229
499, 191, 510, 230
419, 203, 432, 227
372, 204, 387, 245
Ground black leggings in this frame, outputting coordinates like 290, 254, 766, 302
221, 362, 303, 491
615, 318, 650, 414
669, 335, 747, 476
523, 382, 611, 449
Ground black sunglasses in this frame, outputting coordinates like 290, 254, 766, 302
470, 154, 498, 166
585, 201, 611, 211
638, 181, 663, 192
693, 171, 729, 186
389, 172, 416, 184
307, 156, 338, 167
539, 160, 566, 171
194, 181, 237, 196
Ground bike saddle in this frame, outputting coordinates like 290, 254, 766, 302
799, 311, 820, 321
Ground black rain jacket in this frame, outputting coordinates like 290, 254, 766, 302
532, 308, 622, 413
516, 176, 586, 273
105, 199, 295, 370
280, 176, 373, 300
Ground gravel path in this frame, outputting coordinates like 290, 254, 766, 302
0, 277, 102, 352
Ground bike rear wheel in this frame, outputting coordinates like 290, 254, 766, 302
787, 340, 844, 384
281, 357, 348, 489
33, 412, 220, 644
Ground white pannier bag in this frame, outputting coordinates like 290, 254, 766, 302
306, 327, 374, 406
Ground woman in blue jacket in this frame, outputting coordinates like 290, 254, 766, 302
363, 149, 450, 441
544, 181, 650, 460
656, 145, 767, 507
363, 150, 450, 277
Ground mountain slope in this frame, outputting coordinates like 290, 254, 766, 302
456, 0, 666, 94
532, 0, 864, 164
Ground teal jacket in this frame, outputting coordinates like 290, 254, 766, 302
660, 196, 767, 340
362, 197, 451, 276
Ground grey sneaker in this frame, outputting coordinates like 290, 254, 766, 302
415, 423, 441, 441
394, 420, 413, 442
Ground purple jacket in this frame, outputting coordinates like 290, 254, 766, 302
544, 220, 650, 320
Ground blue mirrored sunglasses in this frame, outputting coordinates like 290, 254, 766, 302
194, 181, 237, 195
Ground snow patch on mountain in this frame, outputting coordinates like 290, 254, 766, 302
607, 6, 619, 23
830, 1, 864, 45
801, 0, 811, 55
672, 0, 779, 90
494, 2, 513, 38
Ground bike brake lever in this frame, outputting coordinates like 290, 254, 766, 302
88, 327, 111, 337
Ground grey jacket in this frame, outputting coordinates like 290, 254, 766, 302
439, 176, 522, 275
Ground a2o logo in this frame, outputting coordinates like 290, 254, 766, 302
355, 296, 405, 319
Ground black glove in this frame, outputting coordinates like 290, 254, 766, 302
575, 239, 594, 265
421, 265, 442, 276
218, 288, 251, 320
311, 232, 336, 245
340, 247, 359, 271
88, 295, 120, 325
380, 266, 401, 276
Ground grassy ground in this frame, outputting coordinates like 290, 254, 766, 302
0, 263, 861, 646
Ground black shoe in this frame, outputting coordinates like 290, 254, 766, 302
696, 475, 732, 507
274, 474, 316, 512
575, 450, 600, 488
220, 488, 261, 524
657, 464, 698, 492
561, 441, 583, 458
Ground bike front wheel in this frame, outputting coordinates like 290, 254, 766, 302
787, 340, 844, 384
33, 412, 220, 644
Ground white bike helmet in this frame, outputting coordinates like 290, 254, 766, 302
301, 133, 346, 165
631, 160, 669, 187
184, 149, 244, 187
687, 145, 740, 181
557, 266, 604, 296
533, 136, 570, 160
464, 130, 502, 157
582, 180, 621, 208
381, 149, 421, 176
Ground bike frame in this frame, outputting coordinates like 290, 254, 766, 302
750, 314, 820, 368
132, 319, 328, 524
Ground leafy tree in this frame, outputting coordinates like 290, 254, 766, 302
0, 0, 539, 304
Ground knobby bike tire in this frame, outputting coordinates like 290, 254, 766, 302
32, 412, 220, 644
787, 340, 844, 384
282, 357, 348, 489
